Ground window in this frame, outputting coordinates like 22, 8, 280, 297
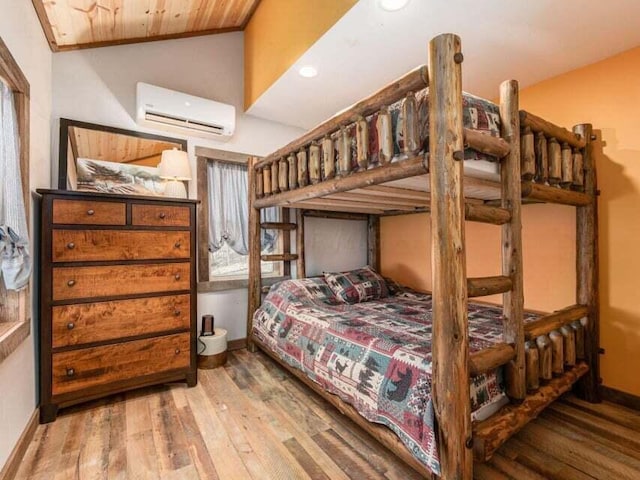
196, 148, 287, 291
0, 36, 31, 363
207, 158, 282, 279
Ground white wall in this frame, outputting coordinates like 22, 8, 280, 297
51, 33, 366, 341
0, 0, 52, 470
51, 33, 304, 192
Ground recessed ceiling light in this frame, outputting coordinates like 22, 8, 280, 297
184, 101, 191, 107
299, 65, 318, 78
378, 0, 410, 11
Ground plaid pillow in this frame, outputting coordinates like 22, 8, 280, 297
324, 266, 389, 304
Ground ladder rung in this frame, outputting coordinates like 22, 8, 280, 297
465, 204, 511, 225
261, 253, 298, 262
467, 275, 512, 297
260, 222, 297, 230
469, 342, 515, 376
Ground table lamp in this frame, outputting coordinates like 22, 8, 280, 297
159, 148, 191, 198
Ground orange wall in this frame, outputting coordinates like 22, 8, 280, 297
381, 46, 640, 396
244, 0, 357, 110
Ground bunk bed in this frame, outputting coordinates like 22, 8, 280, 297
245, 34, 600, 480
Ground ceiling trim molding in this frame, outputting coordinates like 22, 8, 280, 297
31, 0, 58, 52
52, 27, 243, 53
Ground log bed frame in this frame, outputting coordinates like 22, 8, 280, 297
245, 34, 600, 480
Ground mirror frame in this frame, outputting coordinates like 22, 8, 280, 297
57, 118, 188, 190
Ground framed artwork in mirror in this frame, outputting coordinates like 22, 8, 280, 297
58, 118, 188, 196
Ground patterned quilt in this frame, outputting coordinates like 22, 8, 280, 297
253, 278, 538, 476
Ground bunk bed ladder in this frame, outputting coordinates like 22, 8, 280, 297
259, 208, 298, 293
259, 209, 298, 264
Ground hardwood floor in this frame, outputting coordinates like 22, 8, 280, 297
14, 350, 640, 480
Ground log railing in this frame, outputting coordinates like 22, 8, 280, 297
458, 303, 590, 398
468, 303, 588, 395
520, 306, 588, 393
472, 303, 590, 462
253, 64, 511, 211
519, 110, 590, 195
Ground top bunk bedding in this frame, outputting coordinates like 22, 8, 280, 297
333, 88, 501, 178
252, 273, 539, 475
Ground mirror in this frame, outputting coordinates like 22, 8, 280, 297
58, 118, 188, 196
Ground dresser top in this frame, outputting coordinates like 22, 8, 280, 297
36, 189, 199, 204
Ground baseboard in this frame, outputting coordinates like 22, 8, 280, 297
0, 409, 39, 480
601, 385, 640, 411
227, 337, 247, 351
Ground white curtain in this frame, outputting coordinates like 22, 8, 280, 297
207, 160, 278, 255
0, 80, 31, 291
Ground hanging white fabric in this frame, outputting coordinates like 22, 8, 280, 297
0, 80, 31, 291
207, 160, 278, 256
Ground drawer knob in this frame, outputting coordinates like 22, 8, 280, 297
66, 368, 75, 377
174, 309, 181, 317
159, 212, 166, 219
175, 348, 181, 355
67, 279, 76, 287
67, 242, 75, 250
66, 322, 75, 330
86, 209, 95, 216
174, 241, 181, 249
174, 274, 181, 281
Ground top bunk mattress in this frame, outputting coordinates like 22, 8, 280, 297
252, 276, 538, 475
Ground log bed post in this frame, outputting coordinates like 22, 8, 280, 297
247, 156, 262, 352
574, 123, 601, 402
428, 33, 472, 479
296, 209, 306, 279
367, 215, 380, 271
500, 80, 527, 402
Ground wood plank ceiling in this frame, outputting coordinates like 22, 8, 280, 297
32, 0, 262, 52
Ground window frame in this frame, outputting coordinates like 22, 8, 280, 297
0, 36, 31, 364
196, 146, 289, 293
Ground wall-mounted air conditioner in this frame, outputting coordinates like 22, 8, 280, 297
136, 82, 235, 139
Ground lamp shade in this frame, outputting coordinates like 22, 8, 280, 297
159, 148, 191, 180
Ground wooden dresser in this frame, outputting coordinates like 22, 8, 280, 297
37, 189, 197, 423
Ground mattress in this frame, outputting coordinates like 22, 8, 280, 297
252, 278, 538, 476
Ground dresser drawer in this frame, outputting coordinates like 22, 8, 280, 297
52, 262, 191, 301
52, 294, 191, 348
131, 204, 190, 227
52, 199, 126, 225
52, 230, 190, 262
52, 332, 190, 396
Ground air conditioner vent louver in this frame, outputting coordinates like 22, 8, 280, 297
136, 83, 235, 139
144, 112, 226, 134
